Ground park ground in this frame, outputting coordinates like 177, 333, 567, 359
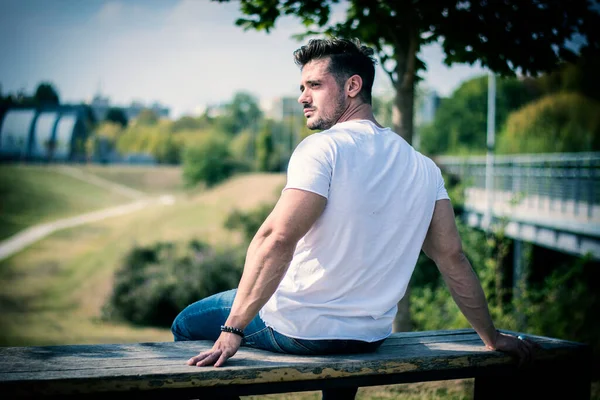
0, 164, 597, 399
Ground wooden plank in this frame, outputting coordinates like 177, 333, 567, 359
0, 329, 591, 399
0, 329, 577, 374
0, 333, 486, 372
0, 334, 494, 376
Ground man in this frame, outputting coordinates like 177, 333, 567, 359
171, 37, 536, 396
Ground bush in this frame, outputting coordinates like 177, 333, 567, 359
182, 132, 240, 188
497, 92, 600, 154
103, 240, 244, 327
518, 255, 600, 359
224, 203, 275, 244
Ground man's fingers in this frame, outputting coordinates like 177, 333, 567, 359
522, 338, 540, 363
196, 350, 222, 366
516, 342, 528, 367
187, 351, 211, 366
214, 351, 231, 368
516, 339, 536, 367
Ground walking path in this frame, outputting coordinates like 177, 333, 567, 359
0, 167, 175, 262
55, 166, 147, 199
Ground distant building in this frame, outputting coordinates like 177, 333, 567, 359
88, 93, 170, 123
267, 96, 304, 121
89, 94, 111, 121
415, 88, 441, 127
125, 100, 170, 121
414, 88, 441, 151
0, 105, 89, 162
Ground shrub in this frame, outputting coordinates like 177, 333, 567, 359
103, 240, 244, 327
224, 203, 275, 244
498, 92, 600, 154
182, 132, 239, 188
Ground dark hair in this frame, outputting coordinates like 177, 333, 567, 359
293, 38, 377, 104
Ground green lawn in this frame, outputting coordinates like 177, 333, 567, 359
0, 171, 285, 346
0, 164, 132, 240
78, 164, 184, 195
1, 166, 597, 399
0, 168, 482, 399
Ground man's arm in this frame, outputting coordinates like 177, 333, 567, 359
188, 188, 327, 367
422, 199, 537, 364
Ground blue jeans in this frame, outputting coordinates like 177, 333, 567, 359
171, 289, 385, 399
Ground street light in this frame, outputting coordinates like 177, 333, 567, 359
485, 70, 496, 228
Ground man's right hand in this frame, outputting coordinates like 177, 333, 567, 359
493, 331, 541, 367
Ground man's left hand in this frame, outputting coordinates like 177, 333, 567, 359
187, 332, 242, 367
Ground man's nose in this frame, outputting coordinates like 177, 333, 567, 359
298, 90, 309, 104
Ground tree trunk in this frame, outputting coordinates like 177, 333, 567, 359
391, 28, 418, 333
393, 286, 411, 332
392, 83, 415, 145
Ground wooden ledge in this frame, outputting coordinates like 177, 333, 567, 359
0, 329, 592, 399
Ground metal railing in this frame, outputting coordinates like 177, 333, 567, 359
434, 152, 600, 219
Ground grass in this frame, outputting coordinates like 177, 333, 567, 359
0, 164, 133, 240
242, 380, 476, 400
78, 164, 184, 195
0, 171, 286, 346
1, 166, 598, 399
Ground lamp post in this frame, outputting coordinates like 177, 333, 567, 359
485, 71, 496, 229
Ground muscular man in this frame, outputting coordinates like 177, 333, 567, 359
171, 38, 535, 398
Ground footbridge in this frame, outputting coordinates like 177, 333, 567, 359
435, 152, 600, 261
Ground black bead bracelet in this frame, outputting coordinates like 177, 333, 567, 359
220, 325, 244, 338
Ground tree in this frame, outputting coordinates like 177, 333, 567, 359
536, 51, 600, 103
218, 91, 264, 135
170, 115, 210, 133
105, 107, 128, 127
217, 0, 599, 145
255, 121, 281, 172
182, 133, 238, 187
136, 109, 159, 126
216, 0, 600, 332
419, 75, 539, 155
497, 92, 600, 154
34, 82, 60, 106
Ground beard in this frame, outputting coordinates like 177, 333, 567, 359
306, 93, 347, 131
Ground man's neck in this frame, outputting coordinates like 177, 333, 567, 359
336, 102, 383, 128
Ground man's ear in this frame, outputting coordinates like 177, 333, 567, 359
346, 75, 363, 98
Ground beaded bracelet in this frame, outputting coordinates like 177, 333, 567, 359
220, 325, 245, 338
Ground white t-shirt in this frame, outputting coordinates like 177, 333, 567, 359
259, 120, 449, 342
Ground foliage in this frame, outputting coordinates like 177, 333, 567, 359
372, 95, 394, 128
224, 203, 275, 244
105, 107, 128, 127
229, 130, 255, 169
182, 132, 240, 187
419, 75, 540, 156
255, 121, 283, 172
103, 240, 244, 327
409, 176, 599, 368
135, 108, 159, 126
116, 122, 181, 164
217, 0, 600, 144
517, 255, 600, 360
34, 82, 60, 106
536, 51, 600, 103
410, 216, 510, 332
497, 92, 600, 154
170, 115, 211, 133
95, 121, 123, 141
216, 91, 263, 135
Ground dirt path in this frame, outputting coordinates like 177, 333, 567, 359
0, 166, 175, 261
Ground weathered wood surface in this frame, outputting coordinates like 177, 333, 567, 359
0, 329, 591, 399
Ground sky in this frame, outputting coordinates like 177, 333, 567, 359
0, 0, 490, 119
